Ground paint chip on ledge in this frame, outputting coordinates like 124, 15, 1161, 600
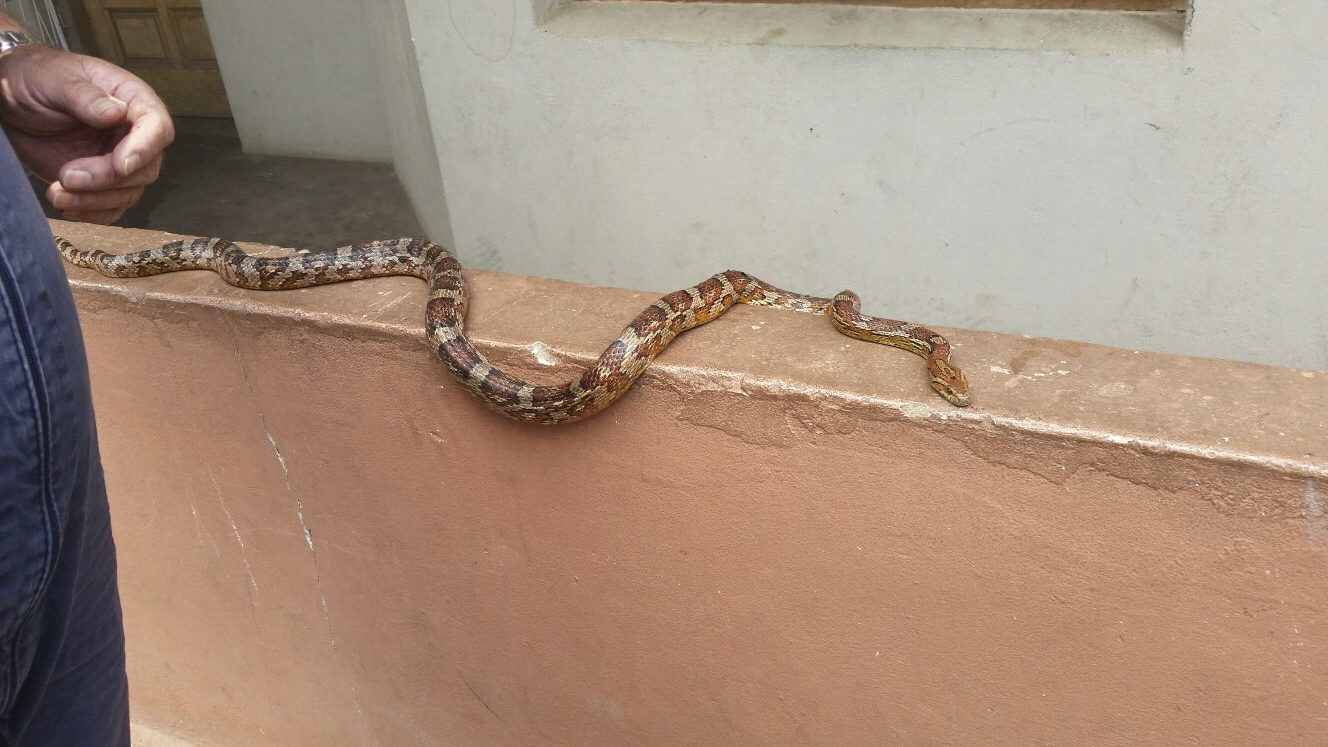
530, 342, 557, 366
897, 402, 931, 418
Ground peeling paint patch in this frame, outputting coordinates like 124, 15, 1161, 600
896, 401, 932, 419
207, 468, 258, 596
673, 368, 748, 395
530, 341, 557, 366
265, 429, 315, 552
265, 430, 289, 479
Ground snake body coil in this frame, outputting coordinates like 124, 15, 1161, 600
57, 236, 971, 423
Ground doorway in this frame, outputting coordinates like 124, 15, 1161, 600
67, 0, 230, 117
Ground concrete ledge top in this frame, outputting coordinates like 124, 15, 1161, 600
54, 221, 1324, 479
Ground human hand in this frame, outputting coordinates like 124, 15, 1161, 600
0, 44, 174, 224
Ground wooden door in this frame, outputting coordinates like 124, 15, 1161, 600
79, 0, 230, 117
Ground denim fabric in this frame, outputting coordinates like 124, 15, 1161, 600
0, 133, 128, 746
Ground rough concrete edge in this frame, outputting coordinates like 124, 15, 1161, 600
540, 1, 1186, 53
648, 353, 1328, 481
69, 276, 1327, 483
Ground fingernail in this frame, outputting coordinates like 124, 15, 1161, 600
64, 170, 92, 189
94, 96, 126, 118
51, 191, 72, 208
123, 154, 141, 173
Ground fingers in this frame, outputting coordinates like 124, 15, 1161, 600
51, 76, 129, 129
72, 56, 175, 177
50, 74, 172, 225
51, 149, 160, 222
57, 149, 162, 192
47, 181, 145, 225
3, 49, 176, 225
55, 79, 171, 194
109, 92, 174, 178
59, 207, 130, 226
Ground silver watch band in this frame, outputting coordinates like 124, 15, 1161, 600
0, 30, 35, 56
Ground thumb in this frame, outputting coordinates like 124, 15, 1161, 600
55, 79, 128, 128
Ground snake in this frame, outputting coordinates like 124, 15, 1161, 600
56, 236, 971, 424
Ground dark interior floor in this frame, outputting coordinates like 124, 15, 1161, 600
35, 117, 424, 251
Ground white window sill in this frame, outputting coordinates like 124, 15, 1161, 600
540, 1, 1185, 53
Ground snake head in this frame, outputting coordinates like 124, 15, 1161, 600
929, 359, 971, 407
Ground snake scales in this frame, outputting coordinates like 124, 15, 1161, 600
57, 236, 971, 424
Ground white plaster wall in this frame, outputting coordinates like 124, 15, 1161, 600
364, 0, 454, 246
201, 0, 391, 162
400, 0, 1328, 371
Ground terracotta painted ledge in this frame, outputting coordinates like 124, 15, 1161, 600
55, 221, 1327, 747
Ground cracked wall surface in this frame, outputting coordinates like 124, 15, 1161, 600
58, 223, 1328, 747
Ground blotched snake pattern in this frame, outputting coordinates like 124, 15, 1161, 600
58, 236, 971, 424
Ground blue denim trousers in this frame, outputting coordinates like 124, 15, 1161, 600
0, 134, 129, 746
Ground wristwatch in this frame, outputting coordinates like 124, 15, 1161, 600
0, 30, 35, 56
